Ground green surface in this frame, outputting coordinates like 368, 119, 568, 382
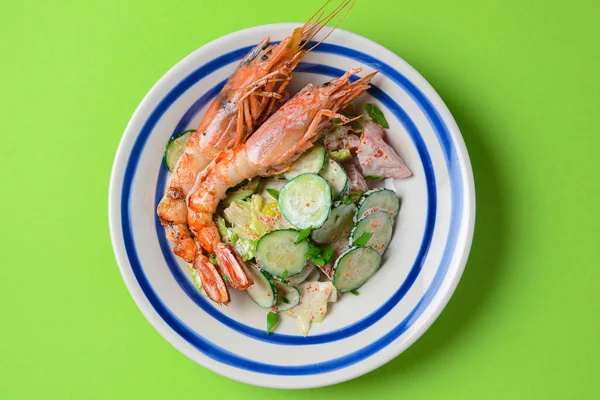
1, 0, 598, 398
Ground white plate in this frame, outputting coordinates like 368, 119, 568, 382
108, 24, 475, 389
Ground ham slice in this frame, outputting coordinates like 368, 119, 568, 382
356, 122, 412, 179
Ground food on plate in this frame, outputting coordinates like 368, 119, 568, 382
156, 0, 355, 275
156, 2, 417, 335
186, 68, 376, 304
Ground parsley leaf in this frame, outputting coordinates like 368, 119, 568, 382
353, 232, 373, 247
364, 175, 382, 180
266, 311, 280, 335
266, 188, 279, 200
208, 253, 219, 266
365, 104, 389, 128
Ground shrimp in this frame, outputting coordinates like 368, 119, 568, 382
156, 2, 356, 299
187, 68, 377, 303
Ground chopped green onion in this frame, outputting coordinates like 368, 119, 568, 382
343, 190, 363, 205
364, 175, 382, 180
354, 232, 373, 247
350, 290, 360, 296
295, 227, 312, 244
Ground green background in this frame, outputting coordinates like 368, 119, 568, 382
1, 0, 598, 398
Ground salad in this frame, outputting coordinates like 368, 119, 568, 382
167, 104, 413, 335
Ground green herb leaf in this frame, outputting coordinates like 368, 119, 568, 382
305, 246, 321, 258
350, 290, 360, 296
266, 311, 280, 334
280, 269, 288, 281
354, 232, 373, 247
313, 257, 326, 267
322, 245, 334, 263
343, 190, 363, 205
364, 175, 383, 180
295, 227, 312, 244
208, 253, 219, 266
280, 296, 290, 304
266, 188, 279, 200
365, 104, 389, 128
328, 149, 352, 163
223, 274, 230, 284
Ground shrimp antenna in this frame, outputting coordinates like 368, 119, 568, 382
300, 0, 356, 52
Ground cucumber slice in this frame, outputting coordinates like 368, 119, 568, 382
306, 266, 322, 282
355, 188, 400, 223
255, 229, 311, 278
283, 144, 326, 180
279, 174, 332, 229
332, 246, 382, 292
310, 204, 355, 244
287, 264, 315, 285
164, 129, 194, 172
256, 177, 286, 199
246, 265, 277, 308
350, 211, 394, 255
319, 158, 349, 200
272, 281, 301, 312
221, 179, 259, 206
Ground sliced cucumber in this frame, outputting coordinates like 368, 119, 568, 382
306, 265, 322, 282
221, 178, 259, 206
287, 264, 315, 285
279, 173, 332, 229
355, 188, 400, 222
283, 144, 326, 180
246, 265, 277, 308
350, 211, 394, 255
310, 204, 355, 245
256, 177, 286, 199
164, 129, 194, 172
319, 158, 349, 200
272, 281, 301, 312
332, 246, 382, 292
255, 229, 311, 279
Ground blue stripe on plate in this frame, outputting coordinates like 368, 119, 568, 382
153, 62, 437, 345
120, 42, 463, 375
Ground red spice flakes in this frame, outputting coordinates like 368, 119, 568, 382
306, 203, 310, 207
344, 272, 349, 277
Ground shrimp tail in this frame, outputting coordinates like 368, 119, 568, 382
214, 243, 254, 290
193, 255, 230, 304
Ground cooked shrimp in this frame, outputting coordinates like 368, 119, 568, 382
187, 68, 377, 303
157, 1, 357, 304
